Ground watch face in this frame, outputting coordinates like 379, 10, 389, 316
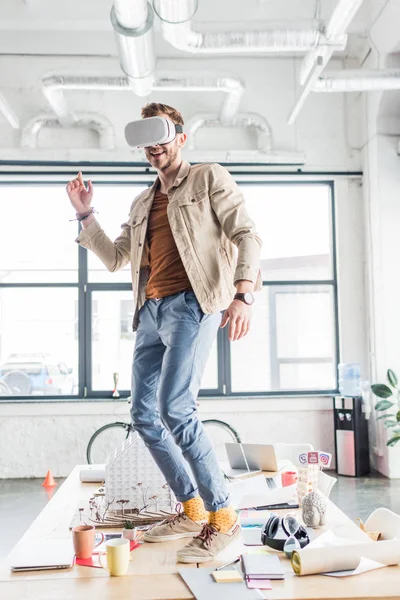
244, 292, 255, 305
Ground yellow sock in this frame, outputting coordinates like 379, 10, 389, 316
182, 496, 208, 522
208, 505, 237, 533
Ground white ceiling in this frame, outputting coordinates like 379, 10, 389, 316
0, 0, 388, 59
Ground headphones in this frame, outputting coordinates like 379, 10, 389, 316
261, 513, 310, 551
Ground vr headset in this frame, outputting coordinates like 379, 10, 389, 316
125, 116, 184, 148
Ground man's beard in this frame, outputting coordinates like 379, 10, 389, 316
158, 147, 177, 172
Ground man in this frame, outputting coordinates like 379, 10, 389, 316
66, 102, 262, 563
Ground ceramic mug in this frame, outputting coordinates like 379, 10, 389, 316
281, 471, 298, 487
72, 525, 104, 559
99, 538, 130, 576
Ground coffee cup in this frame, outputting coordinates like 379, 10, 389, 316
281, 471, 298, 487
99, 538, 130, 576
72, 525, 104, 559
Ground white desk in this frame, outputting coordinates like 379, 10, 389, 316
1, 465, 399, 599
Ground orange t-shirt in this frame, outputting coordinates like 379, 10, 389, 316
145, 187, 192, 299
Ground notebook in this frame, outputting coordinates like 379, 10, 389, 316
242, 554, 285, 580
9, 539, 75, 572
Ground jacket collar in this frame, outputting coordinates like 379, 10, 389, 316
140, 160, 191, 207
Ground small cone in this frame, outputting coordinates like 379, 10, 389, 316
42, 470, 57, 488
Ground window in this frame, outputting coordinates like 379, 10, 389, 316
0, 173, 338, 400
229, 183, 338, 394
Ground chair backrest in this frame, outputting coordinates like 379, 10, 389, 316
274, 442, 314, 466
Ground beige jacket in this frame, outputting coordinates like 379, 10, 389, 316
76, 161, 262, 331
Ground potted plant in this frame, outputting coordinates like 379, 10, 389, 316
371, 368, 400, 447
123, 520, 137, 541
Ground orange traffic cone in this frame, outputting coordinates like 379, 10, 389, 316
42, 470, 57, 488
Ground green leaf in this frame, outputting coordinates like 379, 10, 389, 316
397, 410, 400, 423
371, 384, 393, 398
377, 414, 391, 420
387, 369, 398, 388
386, 434, 400, 447
374, 400, 395, 411
383, 420, 398, 428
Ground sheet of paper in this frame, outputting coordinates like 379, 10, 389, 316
323, 556, 387, 577
227, 474, 296, 510
179, 567, 264, 600
306, 529, 368, 550
242, 528, 263, 546
227, 474, 271, 510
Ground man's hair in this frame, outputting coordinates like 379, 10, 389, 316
141, 103, 184, 126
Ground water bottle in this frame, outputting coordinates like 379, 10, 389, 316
338, 363, 362, 397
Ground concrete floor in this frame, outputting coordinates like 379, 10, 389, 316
0, 471, 399, 561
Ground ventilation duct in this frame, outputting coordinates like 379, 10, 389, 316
186, 112, 306, 164
187, 113, 273, 152
314, 69, 400, 92
153, 0, 335, 54
41, 72, 244, 126
153, 73, 243, 124
288, 0, 363, 124
21, 113, 115, 150
110, 0, 156, 96
299, 0, 363, 85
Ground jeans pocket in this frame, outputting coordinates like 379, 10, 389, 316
181, 291, 204, 324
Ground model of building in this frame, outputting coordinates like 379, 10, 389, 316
105, 432, 175, 513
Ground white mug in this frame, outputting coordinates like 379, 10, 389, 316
99, 538, 130, 576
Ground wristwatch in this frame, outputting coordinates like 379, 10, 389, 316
234, 292, 255, 306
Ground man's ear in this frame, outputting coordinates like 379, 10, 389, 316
178, 133, 187, 148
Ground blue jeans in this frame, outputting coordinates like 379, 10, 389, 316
130, 290, 230, 512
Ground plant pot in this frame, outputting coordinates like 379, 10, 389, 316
123, 527, 137, 541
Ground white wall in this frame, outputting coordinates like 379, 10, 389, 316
358, 0, 400, 478
0, 397, 334, 478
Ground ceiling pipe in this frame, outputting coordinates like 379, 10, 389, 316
110, 0, 156, 96
288, 0, 363, 124
42, 75, 131, 126
187, 112, 273, 152
313, 69, 400, 92
0, 90, 20, 129
299, 0, 363, 86
41, 72, 244, 126
153, 0, 338, 54
185, 112, 306, 164
153, 73, 244, 124
21, 113, 115, 150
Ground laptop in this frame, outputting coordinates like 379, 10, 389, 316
9, 539, 75, 572
224, 443, 279, 477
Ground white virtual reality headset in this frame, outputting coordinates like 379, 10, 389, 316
125, 116, 184, 148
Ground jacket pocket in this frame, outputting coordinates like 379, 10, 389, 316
177, 189, 208, 206
128, 213, 147, 228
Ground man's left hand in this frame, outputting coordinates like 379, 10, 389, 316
220, 300, 252, 342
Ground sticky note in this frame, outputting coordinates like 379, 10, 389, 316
212, 569, 243, 583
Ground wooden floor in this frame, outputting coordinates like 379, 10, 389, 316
1, 466, 400, 600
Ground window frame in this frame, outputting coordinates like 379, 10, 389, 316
0, 165, 340, 402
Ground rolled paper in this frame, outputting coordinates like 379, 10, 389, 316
291, 539, 400, 576
364, 508, 400, 541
